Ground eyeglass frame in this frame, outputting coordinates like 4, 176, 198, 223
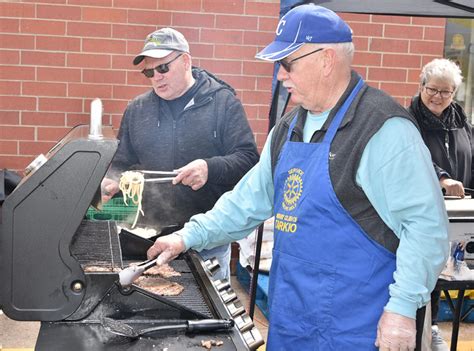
141, 53, 183, 78
277, 48, 324, 73
423, 85, 454, 99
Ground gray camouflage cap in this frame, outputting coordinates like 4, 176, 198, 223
133, 27, 190, 65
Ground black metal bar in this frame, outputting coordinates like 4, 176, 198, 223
450, 289, 465, 351
435, 0, 474, 13
248, 223, 264, 319
443, 289, 456, 312
433, 280, 474, 351
415, 306, 426, 351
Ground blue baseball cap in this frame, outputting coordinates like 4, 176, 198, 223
256, 4, 352, 62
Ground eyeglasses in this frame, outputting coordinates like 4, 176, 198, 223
424, 86, 454, 99
141, 53, 183, 78
277, 48, 324, 73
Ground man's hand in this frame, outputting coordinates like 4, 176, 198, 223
440, 177, 464, 197
173, 159, 208, 191
375, 311, 416, 351
147, 233, 186, 266
101, 177, 119, 203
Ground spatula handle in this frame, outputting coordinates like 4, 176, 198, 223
187, 319, 234, 332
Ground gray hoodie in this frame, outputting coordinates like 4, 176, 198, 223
110, 68, 259, 228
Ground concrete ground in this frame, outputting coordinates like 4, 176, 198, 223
1, 278, 473, 350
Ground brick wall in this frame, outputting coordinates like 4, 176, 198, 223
0, 1, 446, 171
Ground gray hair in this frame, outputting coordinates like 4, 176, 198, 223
315, 42, 354, 64
335, 42, 355, 62
420, 58, 463, 91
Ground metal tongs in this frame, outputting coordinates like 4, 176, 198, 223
118, 258, 159, 287
136, 170, 179, 183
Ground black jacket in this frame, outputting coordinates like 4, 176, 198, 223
408, 96, 473, 188
110, 68, 259, 227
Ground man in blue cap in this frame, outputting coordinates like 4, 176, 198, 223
146, 5, 449, 350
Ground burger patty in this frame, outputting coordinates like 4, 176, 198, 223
135, 276, 184, 296
83, 264, 120, 272
143, 263, 181, 278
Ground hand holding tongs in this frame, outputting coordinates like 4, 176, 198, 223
119, 258, 159, 287
135, 170, 179, 183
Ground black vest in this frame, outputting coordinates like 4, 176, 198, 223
270, 72, 417, 253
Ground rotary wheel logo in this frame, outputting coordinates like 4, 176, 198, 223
282, 168, 303, 211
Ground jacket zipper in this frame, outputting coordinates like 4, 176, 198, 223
444, 131, 449, 157
172, 118, 177, 208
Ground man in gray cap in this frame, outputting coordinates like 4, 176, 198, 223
146, 5, 448, 350
102, 27, 259, 281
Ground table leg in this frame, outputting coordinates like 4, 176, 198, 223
415, 305, 426, 351
449, 289, 465, 351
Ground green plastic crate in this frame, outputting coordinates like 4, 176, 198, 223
86, 197, 138, 224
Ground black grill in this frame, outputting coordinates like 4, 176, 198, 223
0, 124, 263, 350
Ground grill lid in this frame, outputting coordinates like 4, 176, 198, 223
0, 125, 118, 321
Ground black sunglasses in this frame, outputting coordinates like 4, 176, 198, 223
141, 53, 183, 78
277, 48, 324, 73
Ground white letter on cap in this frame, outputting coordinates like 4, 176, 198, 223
276, 19, 286, 35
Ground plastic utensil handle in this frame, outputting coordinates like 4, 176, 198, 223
119, 265, 146, 287
119, 258, 159, 287
187, 319, 234, 332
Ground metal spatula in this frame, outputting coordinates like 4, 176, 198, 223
102, 317, 234, 339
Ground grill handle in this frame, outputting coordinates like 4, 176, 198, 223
187, 319, 234, 332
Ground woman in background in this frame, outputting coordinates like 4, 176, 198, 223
408, 58, 473, 351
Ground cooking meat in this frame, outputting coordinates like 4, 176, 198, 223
201, 340, 212, 349
144, 263, 181, 278
83, 264, 120, 272
135, 276, 184, 296
201, 339, 224, 349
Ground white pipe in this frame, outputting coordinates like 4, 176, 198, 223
89, 98, 103, 139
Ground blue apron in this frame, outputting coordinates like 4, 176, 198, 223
267, 78, 396, 350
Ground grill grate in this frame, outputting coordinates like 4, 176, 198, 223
70, 220, 122, 269
71, 221, 213, 318
130, 259, 214, 318
162, 272, 213, 317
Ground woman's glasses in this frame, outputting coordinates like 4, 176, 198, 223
141, 53, 183, 78
424, 86, 454, 99
277, 48, 324, 73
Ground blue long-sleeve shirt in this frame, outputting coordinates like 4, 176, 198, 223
180, 113, 449, 319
